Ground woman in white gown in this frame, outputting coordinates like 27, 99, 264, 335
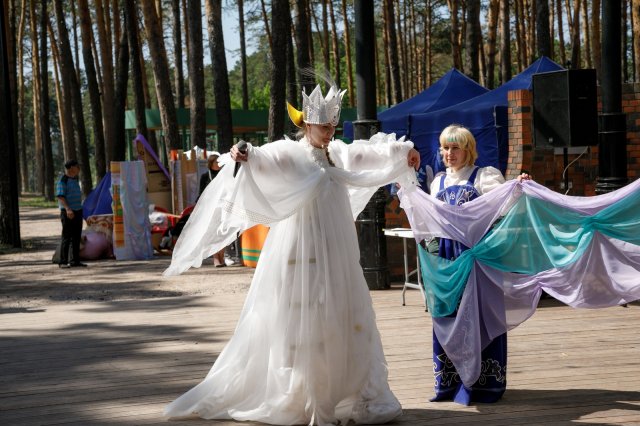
163, 81, 420, 425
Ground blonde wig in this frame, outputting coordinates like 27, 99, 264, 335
439, 124, 478, 167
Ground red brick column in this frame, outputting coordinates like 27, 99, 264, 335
506, 89, 555, 186
623, 83, 640, 182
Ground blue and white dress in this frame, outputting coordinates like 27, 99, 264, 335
429, 165, 507, 405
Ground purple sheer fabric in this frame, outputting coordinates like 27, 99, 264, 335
398, 178, 640, 387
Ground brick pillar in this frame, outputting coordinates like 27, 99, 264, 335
506, 90, 533, 179
507, 89, 555, 186
623, 83, 640, 182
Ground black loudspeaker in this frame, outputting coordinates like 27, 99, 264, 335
532, 69, 598, 147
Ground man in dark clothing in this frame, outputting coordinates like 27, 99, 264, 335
56, 159, 87, 268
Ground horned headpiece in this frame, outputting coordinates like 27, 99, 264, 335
287, 76, 346, 128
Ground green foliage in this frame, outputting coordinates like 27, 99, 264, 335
228, 47, 272, 110
19, 196, 58, 208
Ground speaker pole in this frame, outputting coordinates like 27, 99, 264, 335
563, 148, 569, 193
353, 0, 389, 290
595, 0, 627, 194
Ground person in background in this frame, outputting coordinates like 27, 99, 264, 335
56, 159, 87, 268
199, 153, 222, 196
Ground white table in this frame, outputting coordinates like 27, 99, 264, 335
384, 228, 427, 310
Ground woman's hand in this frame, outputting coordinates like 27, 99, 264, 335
407, 148, 420, 170
230, 144, 248, 162
516, 173, 532, 182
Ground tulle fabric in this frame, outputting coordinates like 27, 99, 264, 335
398, 178, 640, 388
164, 133, 415, 425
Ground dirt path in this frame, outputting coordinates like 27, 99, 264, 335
0, 207, 254, 310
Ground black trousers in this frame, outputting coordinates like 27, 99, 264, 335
60, 209, 83, 265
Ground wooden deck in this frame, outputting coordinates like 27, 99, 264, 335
2, 286, 640, 425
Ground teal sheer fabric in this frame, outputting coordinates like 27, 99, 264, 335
419, 190, 640, 317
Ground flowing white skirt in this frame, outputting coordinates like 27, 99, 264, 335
164, 178, 401, 425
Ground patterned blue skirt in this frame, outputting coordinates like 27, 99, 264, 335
431, 328, 507, 405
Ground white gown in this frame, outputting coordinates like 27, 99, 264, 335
163, 134, 417, 425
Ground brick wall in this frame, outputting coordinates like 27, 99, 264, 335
508, 84, 640, 196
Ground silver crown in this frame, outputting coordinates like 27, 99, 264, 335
302, 84, 347, 126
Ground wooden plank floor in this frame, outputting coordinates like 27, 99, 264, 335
2, 287, 640, 425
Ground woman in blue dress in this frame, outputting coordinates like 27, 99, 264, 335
428, 124, 529, 405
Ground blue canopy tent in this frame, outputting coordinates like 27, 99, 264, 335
342, 68, 488, 140
408, 57, 563, 190
83, 173, 112, 219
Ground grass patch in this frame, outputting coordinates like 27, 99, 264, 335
19, 195, 58, 208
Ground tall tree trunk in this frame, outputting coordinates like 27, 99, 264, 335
140, 0, 181, 150
113, 21, 129, 161
382, 3, 391, 106
70, 0, 80, 83
322, 0, 330, 72
125, 0, 149, 141
40, 0, 54, 200
623, 0, 629, 82
384, 0, 402, 104
526, 0, 536, 64
592, 0, 602, 80
95, 0, 116, 166
238, 0, 249, 109
556, 0, 567, 65
328, 0, 341, 87
580, 0, 591, 67
205, 0, 234, 153
286, 11, 297, 108
514, 0, 524, 70
409, 1, 418, 91
17, 0, 28, 192
260, 0, 273, 51
53, 0, 91, 194
536, 0, 552, 58
49, 9, 75, 163
500, 0, 512, 84
181, 0, 189, 67
187, 0, 206, 149
0, 0, 22, 245
305, 0, 314, 68
90, 30, 103, 89
425, 1, 433, 86
569, 0, 581, 67
464, 0, 481, 82
310, 1, 327, 71
267, 0, 289, 141
486, 0, 499, 88
29, 0, 43, 193
549, 0, 555, 59
51, 44, 66, 161
78, 0, 106, 179
632, 1, 636, 82
633, 0, 640, 82
448, 0, 462, 69
112, 0, 121, 68
6, 0, 21, 193
135, 21, 150, 107
340, 0, 354, 106
133, 23, 158, 167
172, 0, 185, 108
396, 1, 406, 98
294, 0, 314, 100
